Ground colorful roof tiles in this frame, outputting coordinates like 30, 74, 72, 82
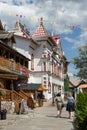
32, 17, 48, 37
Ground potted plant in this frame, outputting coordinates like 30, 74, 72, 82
0, 90, 6, 95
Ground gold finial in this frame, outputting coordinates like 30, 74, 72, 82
40, 17, 43, 26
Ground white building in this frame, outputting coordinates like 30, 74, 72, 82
12, 18, 68, 102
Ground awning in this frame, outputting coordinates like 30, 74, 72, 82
78, 84, 87, 89
21, 83, 48, 91
38, 84, 48, 91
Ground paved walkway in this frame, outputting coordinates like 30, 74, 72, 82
0, 102, 75, 130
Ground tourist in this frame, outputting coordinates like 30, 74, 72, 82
66, 92, 75, 119
55, 93, 64, 118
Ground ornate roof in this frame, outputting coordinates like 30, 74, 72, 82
32, 17, 48, 37
13, 21, 30, 39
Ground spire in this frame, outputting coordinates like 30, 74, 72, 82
32, 17, 48, 37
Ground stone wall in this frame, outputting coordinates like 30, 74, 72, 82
1, 101, 15, 114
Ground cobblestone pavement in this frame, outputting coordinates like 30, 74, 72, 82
0, 102, 75, 130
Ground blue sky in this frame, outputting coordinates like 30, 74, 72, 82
0, 0, 87, 77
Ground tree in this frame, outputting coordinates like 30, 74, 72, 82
73, 44, 87, 79
64, 75, 69, 92
73, 92, 87, 130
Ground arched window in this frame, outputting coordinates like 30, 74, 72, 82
48, 77, 51, 93
31, 54, 34, 70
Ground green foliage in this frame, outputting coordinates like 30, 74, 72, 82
64, 75, 69, 92
73, 92, 87, 130
0, 90, 6, 95
72, 44, 87, 79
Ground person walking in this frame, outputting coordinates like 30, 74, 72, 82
66, 92, 75, 119
55, 93, 64, 118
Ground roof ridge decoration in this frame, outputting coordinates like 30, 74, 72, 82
32, 17, 48, 37
13, 21, 30, 39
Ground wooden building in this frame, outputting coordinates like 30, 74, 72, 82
0, 20, 30, 113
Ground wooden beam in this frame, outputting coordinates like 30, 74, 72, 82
0, 74, 18, 80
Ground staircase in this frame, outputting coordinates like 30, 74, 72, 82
2, 89, 28, 113
18, 89, 28, 101
19, 90, 34, 109
12, 90, 27, 113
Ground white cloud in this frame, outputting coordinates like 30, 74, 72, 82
0, 0, 87, 75
0, 0, 87, 34
68, 72, 74, 77
1, 0, 87, 43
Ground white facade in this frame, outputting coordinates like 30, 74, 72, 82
13, 35, 30, 59
12, 20, 67, 101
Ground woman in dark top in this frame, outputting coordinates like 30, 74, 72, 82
66, 92, 75, 119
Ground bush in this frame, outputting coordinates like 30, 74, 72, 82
73, 92, 87, 130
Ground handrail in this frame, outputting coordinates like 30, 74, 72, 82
2, 89, 26, 102
19, 90, 29, 101
1, 89, 28, 113
12, 90, 26, 102
19, 89, 29, 96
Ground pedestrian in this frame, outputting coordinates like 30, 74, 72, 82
66, 92, 75, 119
55, 93, 64, 118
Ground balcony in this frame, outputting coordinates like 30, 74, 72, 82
0, 57, 29, 77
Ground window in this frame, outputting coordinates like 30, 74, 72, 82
48, 54, 50, 60
16, 56, 19, 63
20, 59, 24, 65
31, 54, 34, 70
43, 77, 47, 86
41, 53, 47, 59
48, 77, 51, 93
25, 61, 28, 68
43, 44, 46, 48
43, 77, 46, 80
43, 61, 46, 71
